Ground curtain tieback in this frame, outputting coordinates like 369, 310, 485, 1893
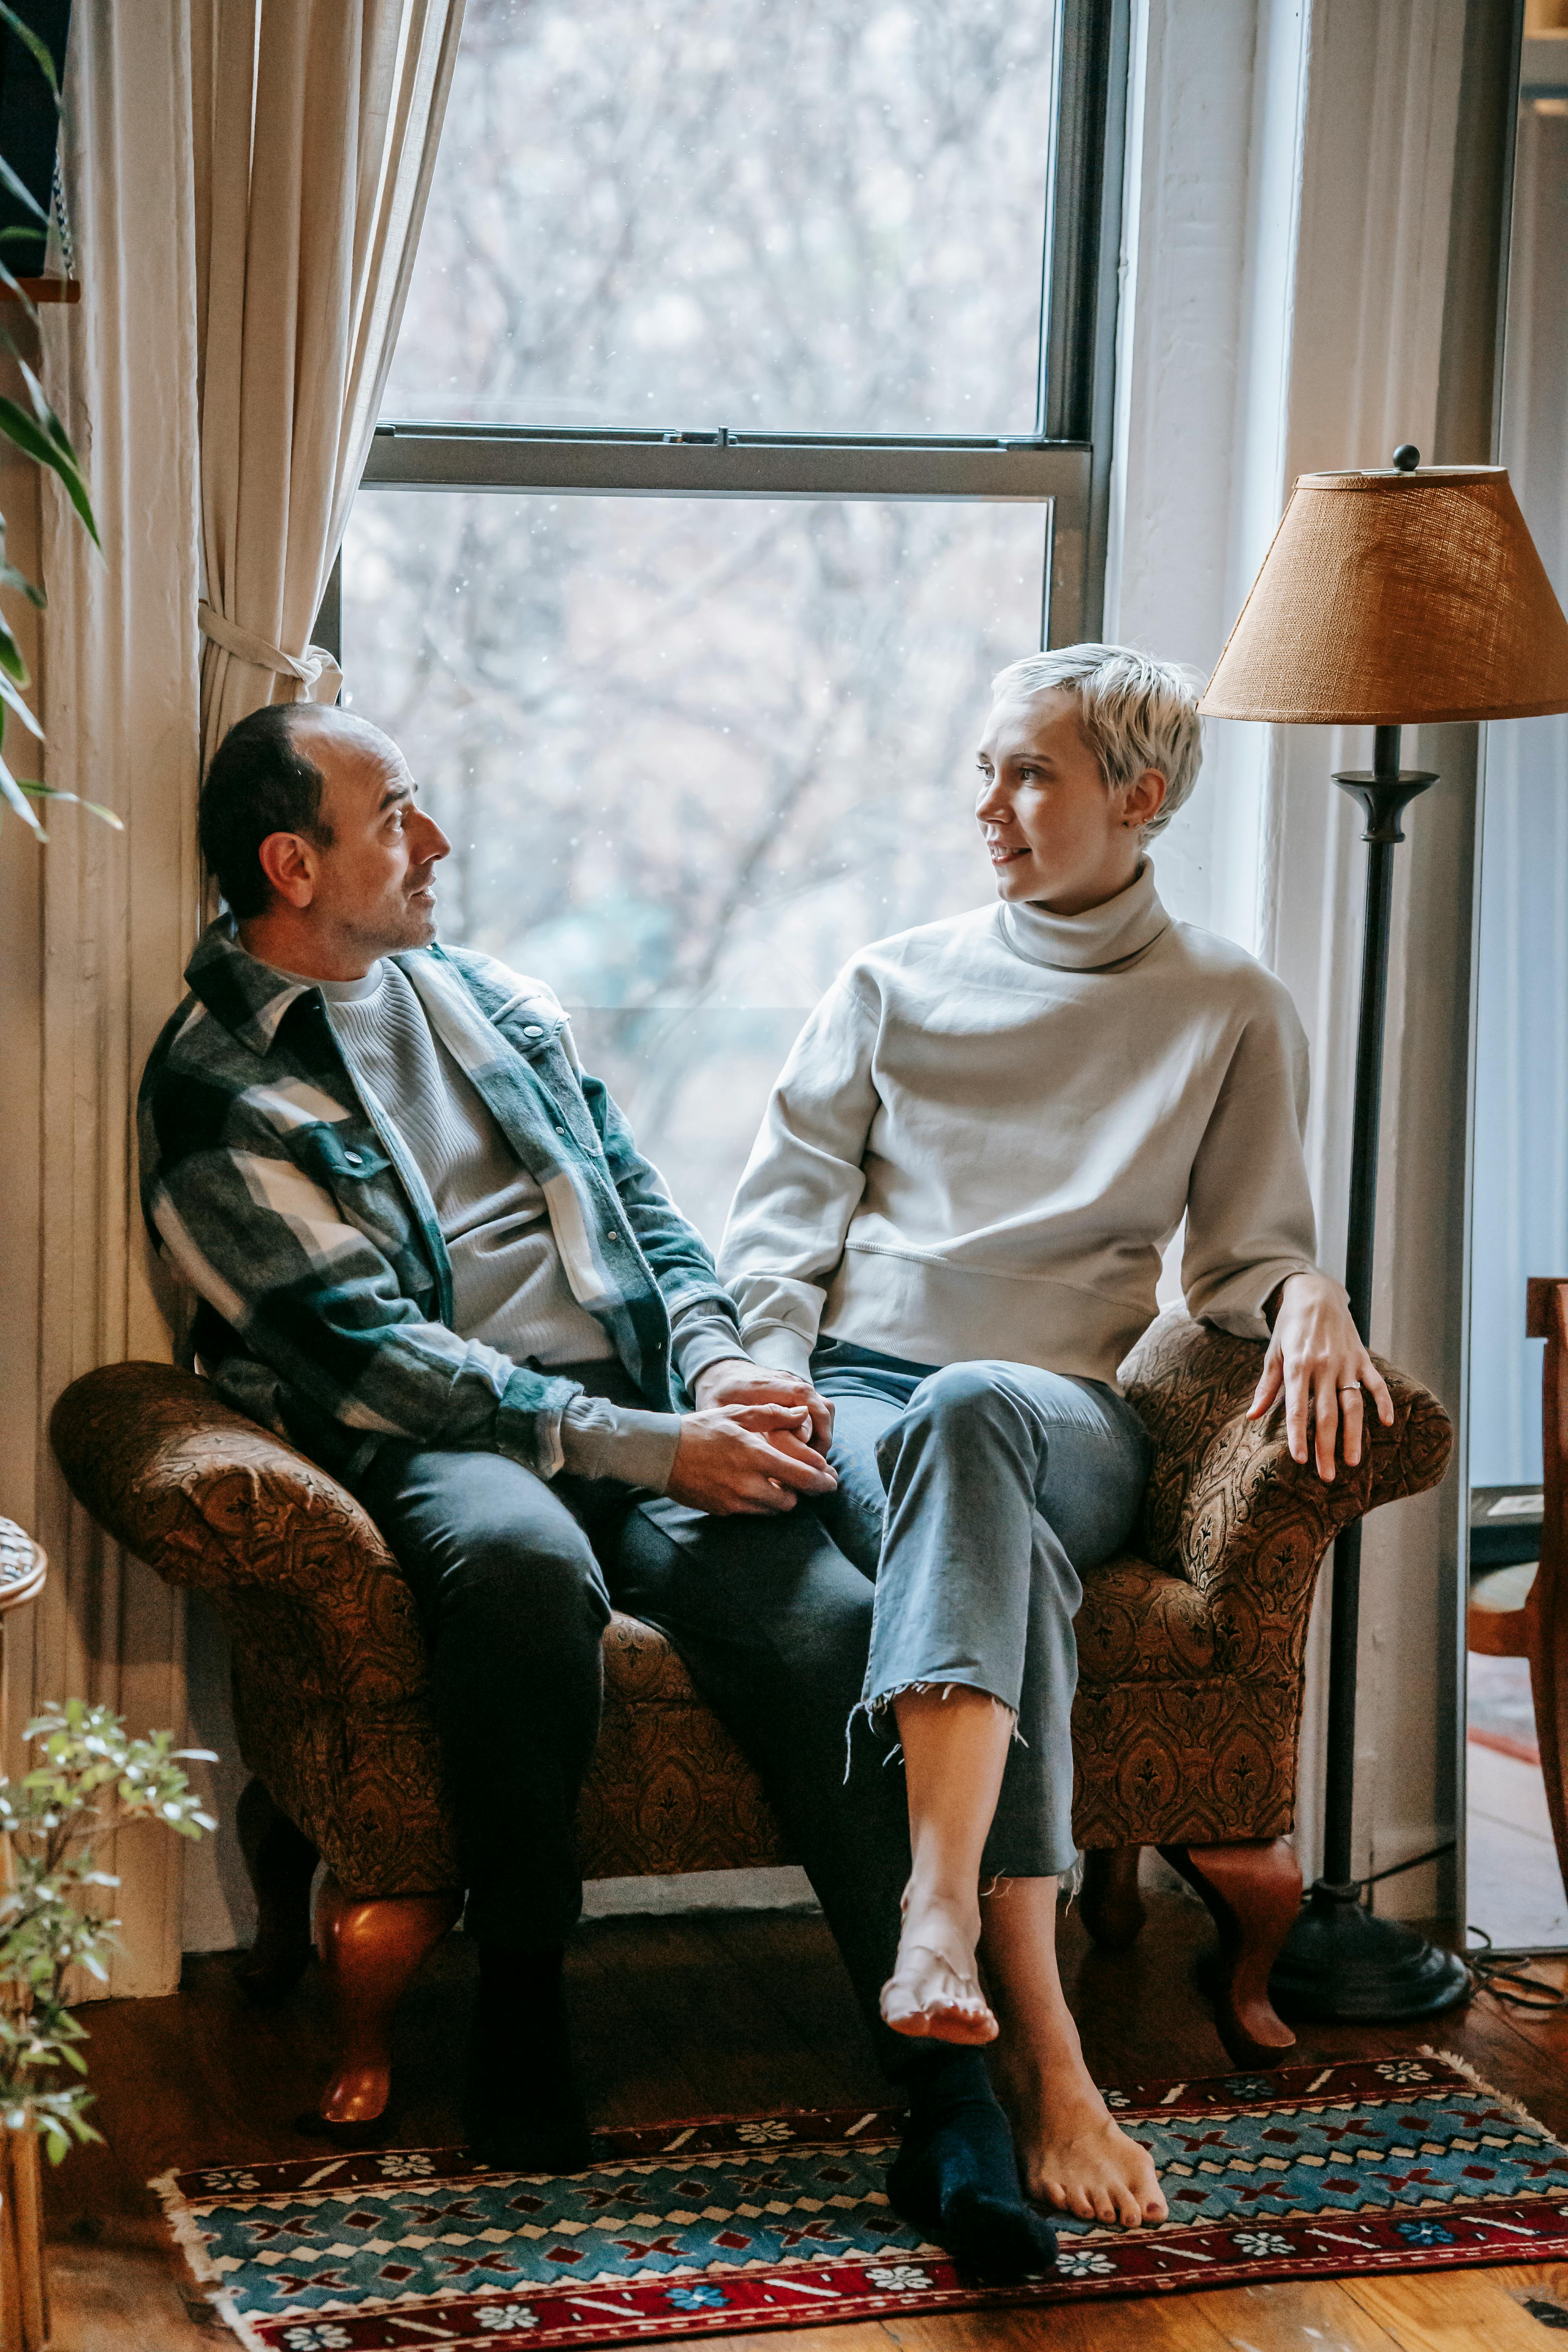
198, 603, 343, 700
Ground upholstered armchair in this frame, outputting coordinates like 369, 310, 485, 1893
50, 1312, 1450, 2130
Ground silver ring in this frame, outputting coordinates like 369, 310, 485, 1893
1338, 1383, 1362, 1395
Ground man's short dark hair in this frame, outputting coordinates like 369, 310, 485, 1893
198, 704, 335, 918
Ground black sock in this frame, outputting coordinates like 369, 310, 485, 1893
887, 2049, 1058, 2282
463, 1943, 597, 2172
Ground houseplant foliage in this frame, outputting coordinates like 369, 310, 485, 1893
0, 1703, 213, 2160
0, 0, 111, 844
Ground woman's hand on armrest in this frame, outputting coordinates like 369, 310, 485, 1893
1245, 1271, 1393, 1481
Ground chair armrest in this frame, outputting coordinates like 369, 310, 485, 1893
1121, 1312, 1454, 1604
49, 1361, 430, 1720
50, 1363, 455, 1899
51, 1361, 396, 1598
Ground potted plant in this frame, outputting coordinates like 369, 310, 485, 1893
0, 1702, 212, 2349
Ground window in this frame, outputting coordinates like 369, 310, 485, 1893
339, 0, 1126, 1240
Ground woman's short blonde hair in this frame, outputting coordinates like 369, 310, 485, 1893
989, 644, 1204, 839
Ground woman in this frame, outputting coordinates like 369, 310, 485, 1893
718, 644, 1388, 2230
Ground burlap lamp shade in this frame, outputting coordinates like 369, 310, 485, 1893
1199, 466, 1568, 726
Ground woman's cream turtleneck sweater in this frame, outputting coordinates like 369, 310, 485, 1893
719, 862, 1329, 1388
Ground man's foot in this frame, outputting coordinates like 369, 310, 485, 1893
464, 1944, 598, 2173
887, 2052, 1057, 2281
992, 2047, 1165, 2228
880, 1891, 998, 2044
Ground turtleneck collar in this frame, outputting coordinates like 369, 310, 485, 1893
996, 859, 1171, 972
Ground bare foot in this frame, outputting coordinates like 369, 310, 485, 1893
880, 1892, 998, 2045
994, 2053, 1166, 2227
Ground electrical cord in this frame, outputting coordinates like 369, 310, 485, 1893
1359, 1839, 1455, 1898
1339, 1838, 1566, 2007
1464, 1925, 1568, 2011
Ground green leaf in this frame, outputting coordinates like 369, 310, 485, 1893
0, 5, 61, 100
0, 750, 44, 837
34, 789, 120, 829
13, 353, 80, 470
0, 608, 30, 687
0, 565, 46, 610
0, 398, 62, 473
0, 155, 47, 229
0, 511, 47, 606
0, 257, 36, 324
0, 388, 99, 550
0, 669, 42, 739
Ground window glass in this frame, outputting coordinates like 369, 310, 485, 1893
343, 490, 1046, 1236
383, 0, 1058, 436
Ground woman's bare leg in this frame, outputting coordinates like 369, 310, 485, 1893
980, 1877, 1166, 2228
879, 1687, 1009, 2044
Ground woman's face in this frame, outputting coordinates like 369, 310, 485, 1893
974, 689, 1166, 916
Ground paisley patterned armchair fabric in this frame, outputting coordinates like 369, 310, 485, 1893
49, 1314, 1452, 1902
1072, 1315, 1452, 1848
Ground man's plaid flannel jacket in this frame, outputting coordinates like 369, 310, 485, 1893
137, 920, 744, 1484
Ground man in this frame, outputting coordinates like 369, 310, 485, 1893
141, 701, 1056, 2278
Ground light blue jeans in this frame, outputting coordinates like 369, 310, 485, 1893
810, 1338, 1154, 1882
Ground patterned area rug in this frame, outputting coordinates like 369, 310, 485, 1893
154, 2052, 1568, 2350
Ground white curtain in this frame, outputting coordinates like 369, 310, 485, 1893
192, 0, 465, 762
22, 0, 466, 1991
30, 0, 206, 1997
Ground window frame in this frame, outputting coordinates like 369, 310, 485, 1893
325, 0, 1129, 659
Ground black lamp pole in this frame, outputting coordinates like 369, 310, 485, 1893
1268, 447, 1471, 2020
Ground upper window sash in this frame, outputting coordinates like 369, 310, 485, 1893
361, 429, 1094, 644
341, 0, 1128, 650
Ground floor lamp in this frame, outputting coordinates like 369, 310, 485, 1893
1199, 450, 1568, 2017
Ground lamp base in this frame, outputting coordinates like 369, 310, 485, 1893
1268, 1880, 1472, 2022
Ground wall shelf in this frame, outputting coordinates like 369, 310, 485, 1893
0, 279, 80, 304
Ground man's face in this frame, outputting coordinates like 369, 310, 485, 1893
974, 689, 1157, 914
269, 713, 451, 961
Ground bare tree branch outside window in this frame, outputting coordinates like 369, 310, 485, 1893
346, 0, 1061, 1238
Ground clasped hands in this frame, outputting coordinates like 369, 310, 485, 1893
668, 1361, 837, 1516
1246, 1270, 1394, 1479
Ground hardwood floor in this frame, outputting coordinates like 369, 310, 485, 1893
39, 1878, 1568, 2349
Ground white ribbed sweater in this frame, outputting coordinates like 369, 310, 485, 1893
719, 863, 1330, 1386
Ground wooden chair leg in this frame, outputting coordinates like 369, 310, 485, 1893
234, 1777, 320, 2006
1160, 1837, 1302, 2069
312, 1874, 463, 2128
1079, 1846, 1146, 1951
1528, 1279, 1568, 1908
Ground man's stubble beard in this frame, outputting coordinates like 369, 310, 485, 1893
345, 891, 437, 962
